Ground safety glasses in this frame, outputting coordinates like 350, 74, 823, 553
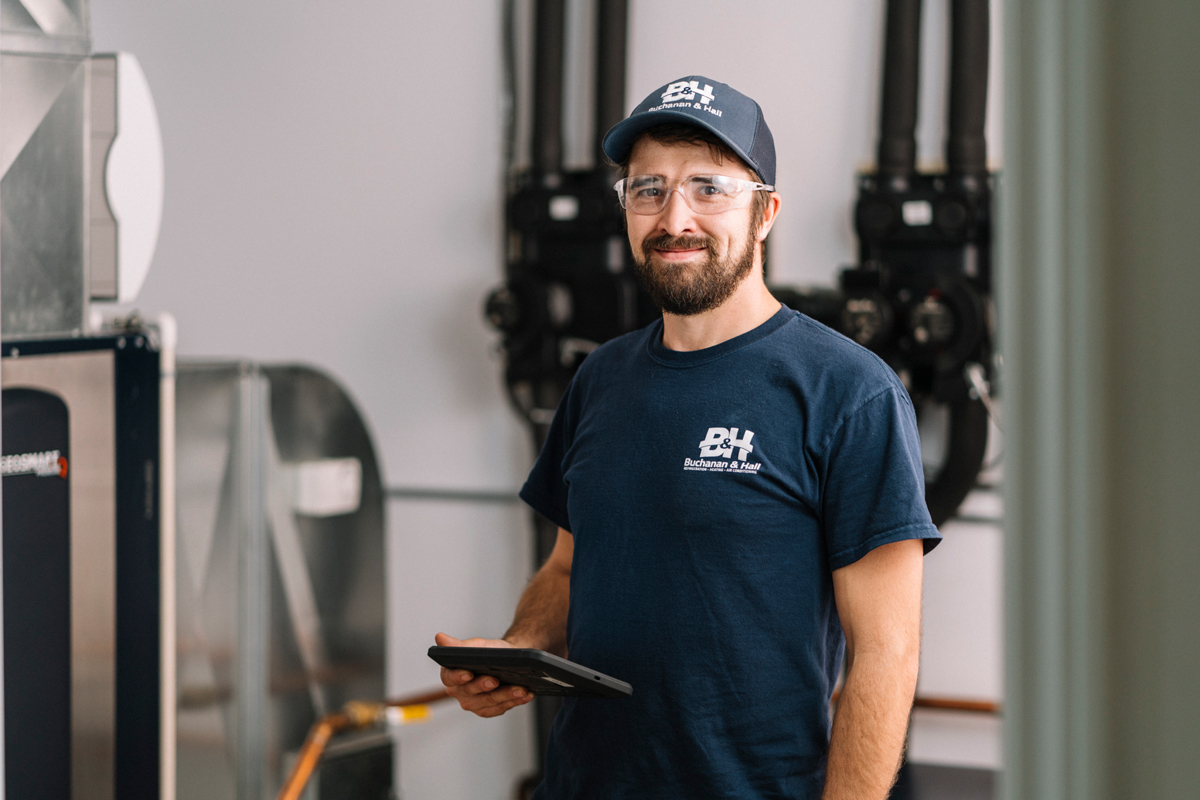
614, 174, 774, 215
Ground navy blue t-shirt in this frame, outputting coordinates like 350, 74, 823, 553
521, 307, 940, 799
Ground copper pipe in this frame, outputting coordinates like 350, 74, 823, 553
279, 687, 998, 799
275, 688, 453, 800
387, 687, 456, 707
831, 689, 1001, 715
913, 695, 1000, 714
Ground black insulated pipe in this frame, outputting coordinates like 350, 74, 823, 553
532, 0, 566, 175
946, 0, 990, 176
594, 0, 628, 166
876, 0, 923, 180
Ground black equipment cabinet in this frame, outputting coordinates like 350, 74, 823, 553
2, 332, 162, 800
488, 0, 656, 426
775, 0, 996, 526
2, 388, 72, 799
493, 167, 659, 419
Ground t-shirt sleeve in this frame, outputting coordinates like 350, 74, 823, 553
820, 385, 941, 571
518, 386, 576, 533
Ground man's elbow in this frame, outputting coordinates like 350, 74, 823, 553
850, 628, 921, 692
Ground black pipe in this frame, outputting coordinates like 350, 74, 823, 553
876, 0, 922, 180
532, 0, 566, 175
594, 0, 628, 166
946, 0, 990, 177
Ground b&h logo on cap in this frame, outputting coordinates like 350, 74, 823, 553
662, 80, 715, 106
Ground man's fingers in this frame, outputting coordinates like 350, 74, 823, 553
472, 684, 529, 705
434, 631, 513, 650
444, 673, 515, 700
476, 693, 534, 718
433, 631, 522, 715
454, 683, 533, 715
468, 689, 535, 717
454, 675, 500, 696
439, 667, 475, 688
460, 636, 514, 648
434, 631, 463, 647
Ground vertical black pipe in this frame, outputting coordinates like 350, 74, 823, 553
594, 0, 628, 165
532, 0, 566, 175
876, 0, 923, 180
946, 0, 990, 177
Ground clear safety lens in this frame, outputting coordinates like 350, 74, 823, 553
614, 175, 774, 215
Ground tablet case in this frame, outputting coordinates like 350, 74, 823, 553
428, 646, 632, 698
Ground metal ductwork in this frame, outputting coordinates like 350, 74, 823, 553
0, 0, 163, 339
173, 363, 387, 800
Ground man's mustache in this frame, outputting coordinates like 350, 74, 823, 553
641, 234, 715, 259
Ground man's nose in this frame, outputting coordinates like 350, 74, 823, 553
658, 187, 697, 234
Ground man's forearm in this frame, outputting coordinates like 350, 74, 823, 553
821, 651, 917, 800
503, 558, 570, 655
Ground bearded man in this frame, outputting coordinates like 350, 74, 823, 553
437, 76, 940, 800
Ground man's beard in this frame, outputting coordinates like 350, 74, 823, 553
632, 227, 757, 317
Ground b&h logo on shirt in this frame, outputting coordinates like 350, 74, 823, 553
683, 427, 762, 474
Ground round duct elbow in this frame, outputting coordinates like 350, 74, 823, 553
104, 52, 164, 305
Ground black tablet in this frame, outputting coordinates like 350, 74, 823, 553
428, 646, 632, 698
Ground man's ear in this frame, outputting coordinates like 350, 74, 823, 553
757, 193, 782, 243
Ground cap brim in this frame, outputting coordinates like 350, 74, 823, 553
601, 110, 760, 180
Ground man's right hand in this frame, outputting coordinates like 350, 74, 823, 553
434, 632, 536, 718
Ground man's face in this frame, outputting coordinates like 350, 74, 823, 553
625, 138, 762, 317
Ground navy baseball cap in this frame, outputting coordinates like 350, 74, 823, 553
601, 76, 776, 187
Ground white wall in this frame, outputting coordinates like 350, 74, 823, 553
91, 0, 1003, 795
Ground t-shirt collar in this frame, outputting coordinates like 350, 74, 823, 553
646, 305, 795, 368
